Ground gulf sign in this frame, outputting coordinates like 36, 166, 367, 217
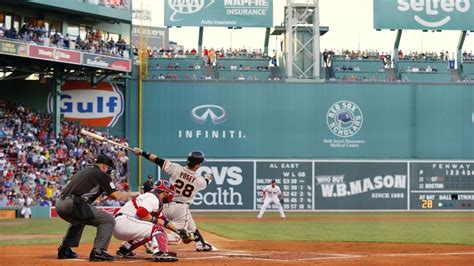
48, 81, 124, 127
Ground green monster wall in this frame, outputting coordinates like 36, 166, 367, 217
3, 80, 474, 193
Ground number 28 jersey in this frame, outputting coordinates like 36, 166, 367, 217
162, 160, 208, 204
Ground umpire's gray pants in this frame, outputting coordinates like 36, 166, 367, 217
56, 198, 116, 250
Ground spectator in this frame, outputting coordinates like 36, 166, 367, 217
19, 195, 33, 219
0, 193, 7, 207
142, 175, 154, 193
39, 197, 50, 206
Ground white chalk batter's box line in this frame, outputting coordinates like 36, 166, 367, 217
179, 251, 474, 262
69, 251, 474, 263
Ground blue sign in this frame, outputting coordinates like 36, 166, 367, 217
164, 0, 273, 27
374, 0, 474, 30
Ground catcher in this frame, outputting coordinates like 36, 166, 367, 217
112, 180, 192, 262
257, 179, 286, 220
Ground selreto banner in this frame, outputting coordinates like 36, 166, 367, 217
164, 0, 273, 27
374, 0, 474, 30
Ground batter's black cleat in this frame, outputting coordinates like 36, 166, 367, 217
89, 249, 114, 261
57, 245, 78, 259
116, 246, 136, 258
152, 252, 178, 262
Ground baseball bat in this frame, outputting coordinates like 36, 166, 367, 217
80, 129, 133, 151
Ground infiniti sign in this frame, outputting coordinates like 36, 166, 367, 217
178, 104, 246, 140
191, 105, 227, 124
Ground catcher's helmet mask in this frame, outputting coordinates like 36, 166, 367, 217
153, 180, 176, 203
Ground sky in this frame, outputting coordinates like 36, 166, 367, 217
133, 0, 474, 54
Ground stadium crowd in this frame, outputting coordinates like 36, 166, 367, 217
81, 0, 130, 10
0, 102, 130, 216
135, 46, 269, 60
0, 24, 129, 58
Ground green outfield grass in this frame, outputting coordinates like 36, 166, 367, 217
0, 212, 473, 246
195, 212, 474, 245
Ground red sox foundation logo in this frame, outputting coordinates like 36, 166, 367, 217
326, 100, 363, 138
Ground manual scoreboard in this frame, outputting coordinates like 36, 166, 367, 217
410, 162, 474, 210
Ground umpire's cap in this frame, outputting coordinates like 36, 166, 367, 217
186, 150, 205, 165
95, 154, 115, 169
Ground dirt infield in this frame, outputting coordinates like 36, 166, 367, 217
1, 229, 473, 265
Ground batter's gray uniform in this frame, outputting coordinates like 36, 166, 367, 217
161, 160, 209, 233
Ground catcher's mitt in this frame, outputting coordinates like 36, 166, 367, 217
280, 198, 284, 204
176, 229, 194, 244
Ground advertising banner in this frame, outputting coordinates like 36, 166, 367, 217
142, 82, 411, 158
314, 162, 408, 210
47, 81, 125, 127
374, 0, 474, 30
164, 0, 273, 27
82, 53, 132, 72
0, 39, 28, 57
161, 160, 254, 210
29, 45, 81, 64
132, 26, 168, 50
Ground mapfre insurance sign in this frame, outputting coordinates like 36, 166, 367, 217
48, 81, 124, 127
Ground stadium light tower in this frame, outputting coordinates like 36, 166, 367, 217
285, 0, 320, 80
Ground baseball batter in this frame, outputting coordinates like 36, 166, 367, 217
113, 180, 187, 262
133, 148, 215, 252
257, 179, 286, 219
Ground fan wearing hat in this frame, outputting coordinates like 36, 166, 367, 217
55, 154, 132, 262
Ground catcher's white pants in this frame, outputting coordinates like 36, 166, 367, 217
257, 197, 285, 218
113, 215, 154, 241
113, 214, 169, 253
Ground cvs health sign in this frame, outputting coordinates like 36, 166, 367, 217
48, 81, 124, 127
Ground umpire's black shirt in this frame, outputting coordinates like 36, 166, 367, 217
61, 166, 117, 202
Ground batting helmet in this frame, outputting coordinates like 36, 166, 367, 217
153, 180, 175, 203
186, 150, 205, 166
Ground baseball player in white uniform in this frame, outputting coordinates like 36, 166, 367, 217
133, 148, 215, 252
113, 180, 188, 262
257, 179, 286, 219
